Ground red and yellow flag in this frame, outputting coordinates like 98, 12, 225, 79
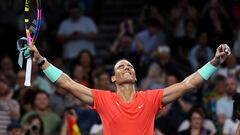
67, 115, 81, 135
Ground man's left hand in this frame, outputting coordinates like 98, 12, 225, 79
211, 44, 230, 66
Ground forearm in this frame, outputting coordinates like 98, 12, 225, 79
163, 61, 217, 105
182, 72, 204, 90
40, 59, 93, 104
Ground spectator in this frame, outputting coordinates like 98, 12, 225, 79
6, 122, 22, 135
132, 18, 166, 59
61, 98, 101, 135
188, 31, 214, 71
21, 90, 61, 135
49, 86, 75, 116
176, 19, 196, 64
110, 19, 143, 79
51, 56, 69, 74
75, 50, 95, 85
14, 70, 25, 91
200, 0, 232, 49
58, 2, 98, 60
31, 64, 53, 94
155, 74, 192, 135
92, 68, 114, 91
139, 5, 166, 27
22, 114, 44, 135
140, 63, 165, 90
216, 54, 240, 85
178, 108, 212, 135
0, 56, 16, 86
72, 64, 91, 87
223, 118, 239, 135
217, 76, 237, 127
203, 75, 226, 122
0, 75, 20, 135
60, 107, 80, 135
152, 45, 186, 78
13, 86, 35, 117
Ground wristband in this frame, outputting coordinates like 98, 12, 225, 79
37, 57, 47, 67
197, 62, 217, 80
43, 64, 63, 82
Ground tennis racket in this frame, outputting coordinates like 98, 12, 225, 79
24, 0, 42, 86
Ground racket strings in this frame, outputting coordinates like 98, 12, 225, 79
25, 0, 39, 41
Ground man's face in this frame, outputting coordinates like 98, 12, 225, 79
34, 93, 49, 111
226, 77, 237, 96
1, 57, 13, 71
17, 70, 25, 86
73, 65, 84, 80
191, 112, 203, 129
69, 8, 81, 21
99, 73, 111, 88
215, 81, 226, 95
112, 60, 136, 85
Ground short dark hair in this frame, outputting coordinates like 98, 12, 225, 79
112, 59, 131, 75
188, 108, 205, 120
34, 90, 49, 101
214, 75, 226, 82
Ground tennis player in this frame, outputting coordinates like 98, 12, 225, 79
27, 44, 229, 135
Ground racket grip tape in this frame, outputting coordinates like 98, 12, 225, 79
198, 62, 217, 80
24, 58, 32, 86
43, 64, 63, 82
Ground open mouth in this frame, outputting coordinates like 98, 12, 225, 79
124, 72, 131, 75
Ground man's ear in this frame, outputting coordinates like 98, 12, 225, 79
111, 75, 116, 83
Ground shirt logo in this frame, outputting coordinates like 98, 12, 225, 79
138, 104, 143, 109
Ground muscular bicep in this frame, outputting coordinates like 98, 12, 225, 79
57, 73, 93, 105
162, 72, 203, 106
162, 83, 187, 105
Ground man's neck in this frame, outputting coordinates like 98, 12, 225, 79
116, 84, 136, 103
36, 108, 49, 116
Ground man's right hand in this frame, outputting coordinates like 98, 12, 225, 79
29, 45, 44, 64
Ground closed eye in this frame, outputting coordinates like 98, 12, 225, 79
117, 65, 124, 69
127, 64, 133, 69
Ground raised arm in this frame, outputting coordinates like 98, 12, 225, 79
29, 45, 93, 105
162, 44, 229, 105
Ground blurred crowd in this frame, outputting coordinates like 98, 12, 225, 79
0, 0, 240, 135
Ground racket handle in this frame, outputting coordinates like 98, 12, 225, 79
24, 58, 32, 86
